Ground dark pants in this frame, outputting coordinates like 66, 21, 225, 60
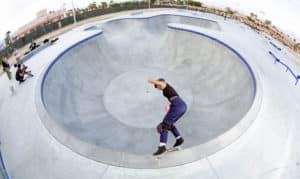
160, 97, 187, 143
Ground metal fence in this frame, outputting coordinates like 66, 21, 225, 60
269, 51, 300, 85
0, 3, 179, 58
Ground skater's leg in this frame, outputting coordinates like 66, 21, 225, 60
29, 72, 34, 77
8, 71, 12, 80
170, 125, 184, 147
162, 109, 183, 142
4, 69, 12, 80
170, 125, 180, 138
163, 99, 187, 125
160, 129, 168, 145
25, 71, 34, 77
153, 127, 168, 155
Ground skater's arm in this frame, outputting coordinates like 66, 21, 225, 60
148, 79, 166, 89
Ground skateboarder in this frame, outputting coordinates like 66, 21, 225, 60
148, 78, 187, 155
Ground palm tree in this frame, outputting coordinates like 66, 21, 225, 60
250, 12, 258, 19
88, 1, 98, 10
225, 7, 235, 18
101, 2, 108, 9
294, 43, 300, 50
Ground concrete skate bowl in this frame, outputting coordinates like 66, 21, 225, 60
37, 14, 258, 168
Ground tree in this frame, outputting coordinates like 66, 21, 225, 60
225, 7, 235, 16
247, 16, 253, 22
110, 2, 121, 8
250, 12, 257, 19
101, 2, 108, 9
294, 43, 300, 50
88, 1, 97, 10
264, 19, 272, 26
108, 0, 121, 8
176, 0, 184, 5
188, 0, 203, 7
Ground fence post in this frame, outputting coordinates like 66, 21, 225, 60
72, 0, 77, 25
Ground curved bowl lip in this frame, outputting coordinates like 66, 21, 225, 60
36, 13, 261, 169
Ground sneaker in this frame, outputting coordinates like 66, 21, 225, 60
173, 137, 184, 147
19, 79, 26, 84
153, 146, 167, 155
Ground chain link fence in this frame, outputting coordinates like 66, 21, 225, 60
0, 3, 180, 58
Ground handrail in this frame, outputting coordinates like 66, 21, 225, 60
0, 143, 10, 179
269, 51, 300, 85
269, 41, 281, 51
264, 35, 271, 41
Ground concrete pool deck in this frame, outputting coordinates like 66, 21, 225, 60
0, 9, 300, 179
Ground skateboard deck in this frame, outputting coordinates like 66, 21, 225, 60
155, 146, 182, 159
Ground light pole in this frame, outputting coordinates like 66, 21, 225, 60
72, 0, 77, 25
186, 0, 188, 10
148, 0, 150, 9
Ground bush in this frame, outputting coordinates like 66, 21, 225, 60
110, 3, 121, 8
188, 0, 202, 7
247, 16, 254, 22
101, 2, 108, 9
225, 7, 235, 15
264, 19, 272, 25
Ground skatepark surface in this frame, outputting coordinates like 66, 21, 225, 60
0, 9, 300, 178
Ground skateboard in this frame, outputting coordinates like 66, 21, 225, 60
155, 146, 182, 159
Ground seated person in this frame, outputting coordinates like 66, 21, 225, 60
29, 41, 38, 51
15, 64, 33, 83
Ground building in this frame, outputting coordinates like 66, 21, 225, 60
13, 8, 67, 41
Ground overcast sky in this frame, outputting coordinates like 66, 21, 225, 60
201, 0, 300, 41
0, 0, 299, 42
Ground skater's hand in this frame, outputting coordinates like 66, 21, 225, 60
165, 103, 170, 112
148, 79, 156, 84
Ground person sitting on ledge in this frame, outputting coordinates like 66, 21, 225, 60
15, 64, 33, 84
29, 41, 38, 51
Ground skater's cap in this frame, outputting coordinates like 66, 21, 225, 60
154, 78, 165, 88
